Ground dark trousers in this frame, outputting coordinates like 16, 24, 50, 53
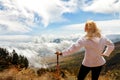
77, 65, 103, 80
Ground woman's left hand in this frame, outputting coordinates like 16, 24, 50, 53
55, 51, 62, 55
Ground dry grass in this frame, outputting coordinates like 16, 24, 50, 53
0, 66, 114, 80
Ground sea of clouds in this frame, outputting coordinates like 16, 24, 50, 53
0, 34, 79, 68
0, 33, 120, 68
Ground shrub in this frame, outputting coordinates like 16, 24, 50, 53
0, 47, 29, 71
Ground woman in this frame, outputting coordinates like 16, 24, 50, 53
55, 20, 115, 80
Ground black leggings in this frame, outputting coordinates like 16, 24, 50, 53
77, 65, 103, 80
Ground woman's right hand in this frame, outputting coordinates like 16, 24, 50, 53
55, 51, 62, 55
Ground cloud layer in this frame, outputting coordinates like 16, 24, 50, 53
60, 19, 120, 35
0, 34, 77, 68
0, 0, 79, 34
83, 0, 120, 14
1, 33, 120, 68
0, 0, 120, 34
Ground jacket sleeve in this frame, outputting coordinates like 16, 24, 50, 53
62, 38, 84, 56
103, 37, 115, 57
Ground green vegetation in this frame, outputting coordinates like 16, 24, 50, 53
0, 47, 29, 71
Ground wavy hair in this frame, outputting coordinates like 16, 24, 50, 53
85, 20, 101, 39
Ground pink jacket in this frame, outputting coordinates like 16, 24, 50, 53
62, 36, 115, 67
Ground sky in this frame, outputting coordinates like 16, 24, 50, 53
0, 0, 120, 38
0, 0, 120, 68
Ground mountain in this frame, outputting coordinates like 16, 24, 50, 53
106, 34, 120, 42
52, 38, 62, 43
105, 41, 120, 70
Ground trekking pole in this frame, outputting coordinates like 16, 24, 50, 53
55, 52, 60, 80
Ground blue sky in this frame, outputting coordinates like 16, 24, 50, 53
0, 0, 120, 67
0, 0, 120, 36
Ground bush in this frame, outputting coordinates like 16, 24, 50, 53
0, 47, 29, 71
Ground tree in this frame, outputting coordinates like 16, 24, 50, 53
18, 55, 29, 69
12, 50, 19, 65
0, 48, 29, 71
0, 48, 10, 71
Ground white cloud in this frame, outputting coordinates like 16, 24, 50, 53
0, 35, 32, 42
96, 20, 120, 35
0, 16, 32, 34
60, 19, 120, 35
15, 0, 78, 26
0, 34, 77, 68
0, 0, 79, 34
0, 0, 120, 34
0, 0, 34, 34
82, 0, 120, 14
61, 23, 84, 31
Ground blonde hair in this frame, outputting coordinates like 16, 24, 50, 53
85, 20, 101, 39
